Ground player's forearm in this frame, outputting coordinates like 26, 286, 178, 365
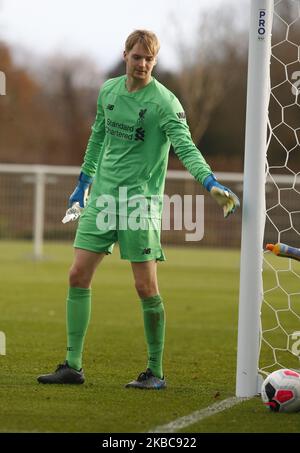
81, 111, 105, 177
81, 134, 104, 177
176, 147, 212, 183
165, 119, 212, 184
173, 141, 212, 184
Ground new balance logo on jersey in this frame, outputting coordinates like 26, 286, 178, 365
135, 127, 145, 141
139, 109, 147, 120
106, 104, 115, 110
176, 111, 186, 120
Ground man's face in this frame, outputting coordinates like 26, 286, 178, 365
124, 42, 157, 81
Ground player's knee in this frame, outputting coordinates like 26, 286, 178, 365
135, 280, 157, 299
69, 265, 91, 288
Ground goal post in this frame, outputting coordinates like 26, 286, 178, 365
236, 0, 274, 397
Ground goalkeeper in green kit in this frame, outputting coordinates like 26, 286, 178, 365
37, 30, 240, 388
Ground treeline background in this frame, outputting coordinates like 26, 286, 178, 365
0, 1, 299, 172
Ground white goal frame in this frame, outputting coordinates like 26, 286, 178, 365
236, 0, 274, 397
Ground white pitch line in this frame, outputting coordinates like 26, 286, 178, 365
149, 396, 251, 433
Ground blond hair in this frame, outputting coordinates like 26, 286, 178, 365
125, 30, 160, 56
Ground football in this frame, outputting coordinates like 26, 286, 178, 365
261, 369, 300, 413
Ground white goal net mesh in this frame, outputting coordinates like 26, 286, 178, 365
261, 0, 300, 375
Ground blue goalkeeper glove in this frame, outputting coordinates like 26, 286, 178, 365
68, 171, 93, 208
203, 174, 240, 218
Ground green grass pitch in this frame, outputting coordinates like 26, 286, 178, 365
0, 241, 299, 433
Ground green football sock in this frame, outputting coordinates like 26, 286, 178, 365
141, 295, 165, 379
66, 286, 91, 371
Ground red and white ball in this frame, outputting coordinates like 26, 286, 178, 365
261, 369, 300, 413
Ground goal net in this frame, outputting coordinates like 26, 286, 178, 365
261, 0, 300, 376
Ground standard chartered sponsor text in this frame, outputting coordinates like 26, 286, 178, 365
106, 119, 134, 140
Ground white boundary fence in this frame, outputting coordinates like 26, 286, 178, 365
0, 163, 298, 260
0, 163, 244, 259
0, 164, 80, 258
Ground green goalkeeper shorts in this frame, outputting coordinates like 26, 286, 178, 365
73, 206, 166, 262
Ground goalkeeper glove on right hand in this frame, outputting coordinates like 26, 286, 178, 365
203, 174, 240, 218
68, 171, 93, 208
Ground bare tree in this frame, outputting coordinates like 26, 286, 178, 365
37, 54, 104, 164
171, 5, 248, 145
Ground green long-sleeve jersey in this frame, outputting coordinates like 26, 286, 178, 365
81, 75, 212, 218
